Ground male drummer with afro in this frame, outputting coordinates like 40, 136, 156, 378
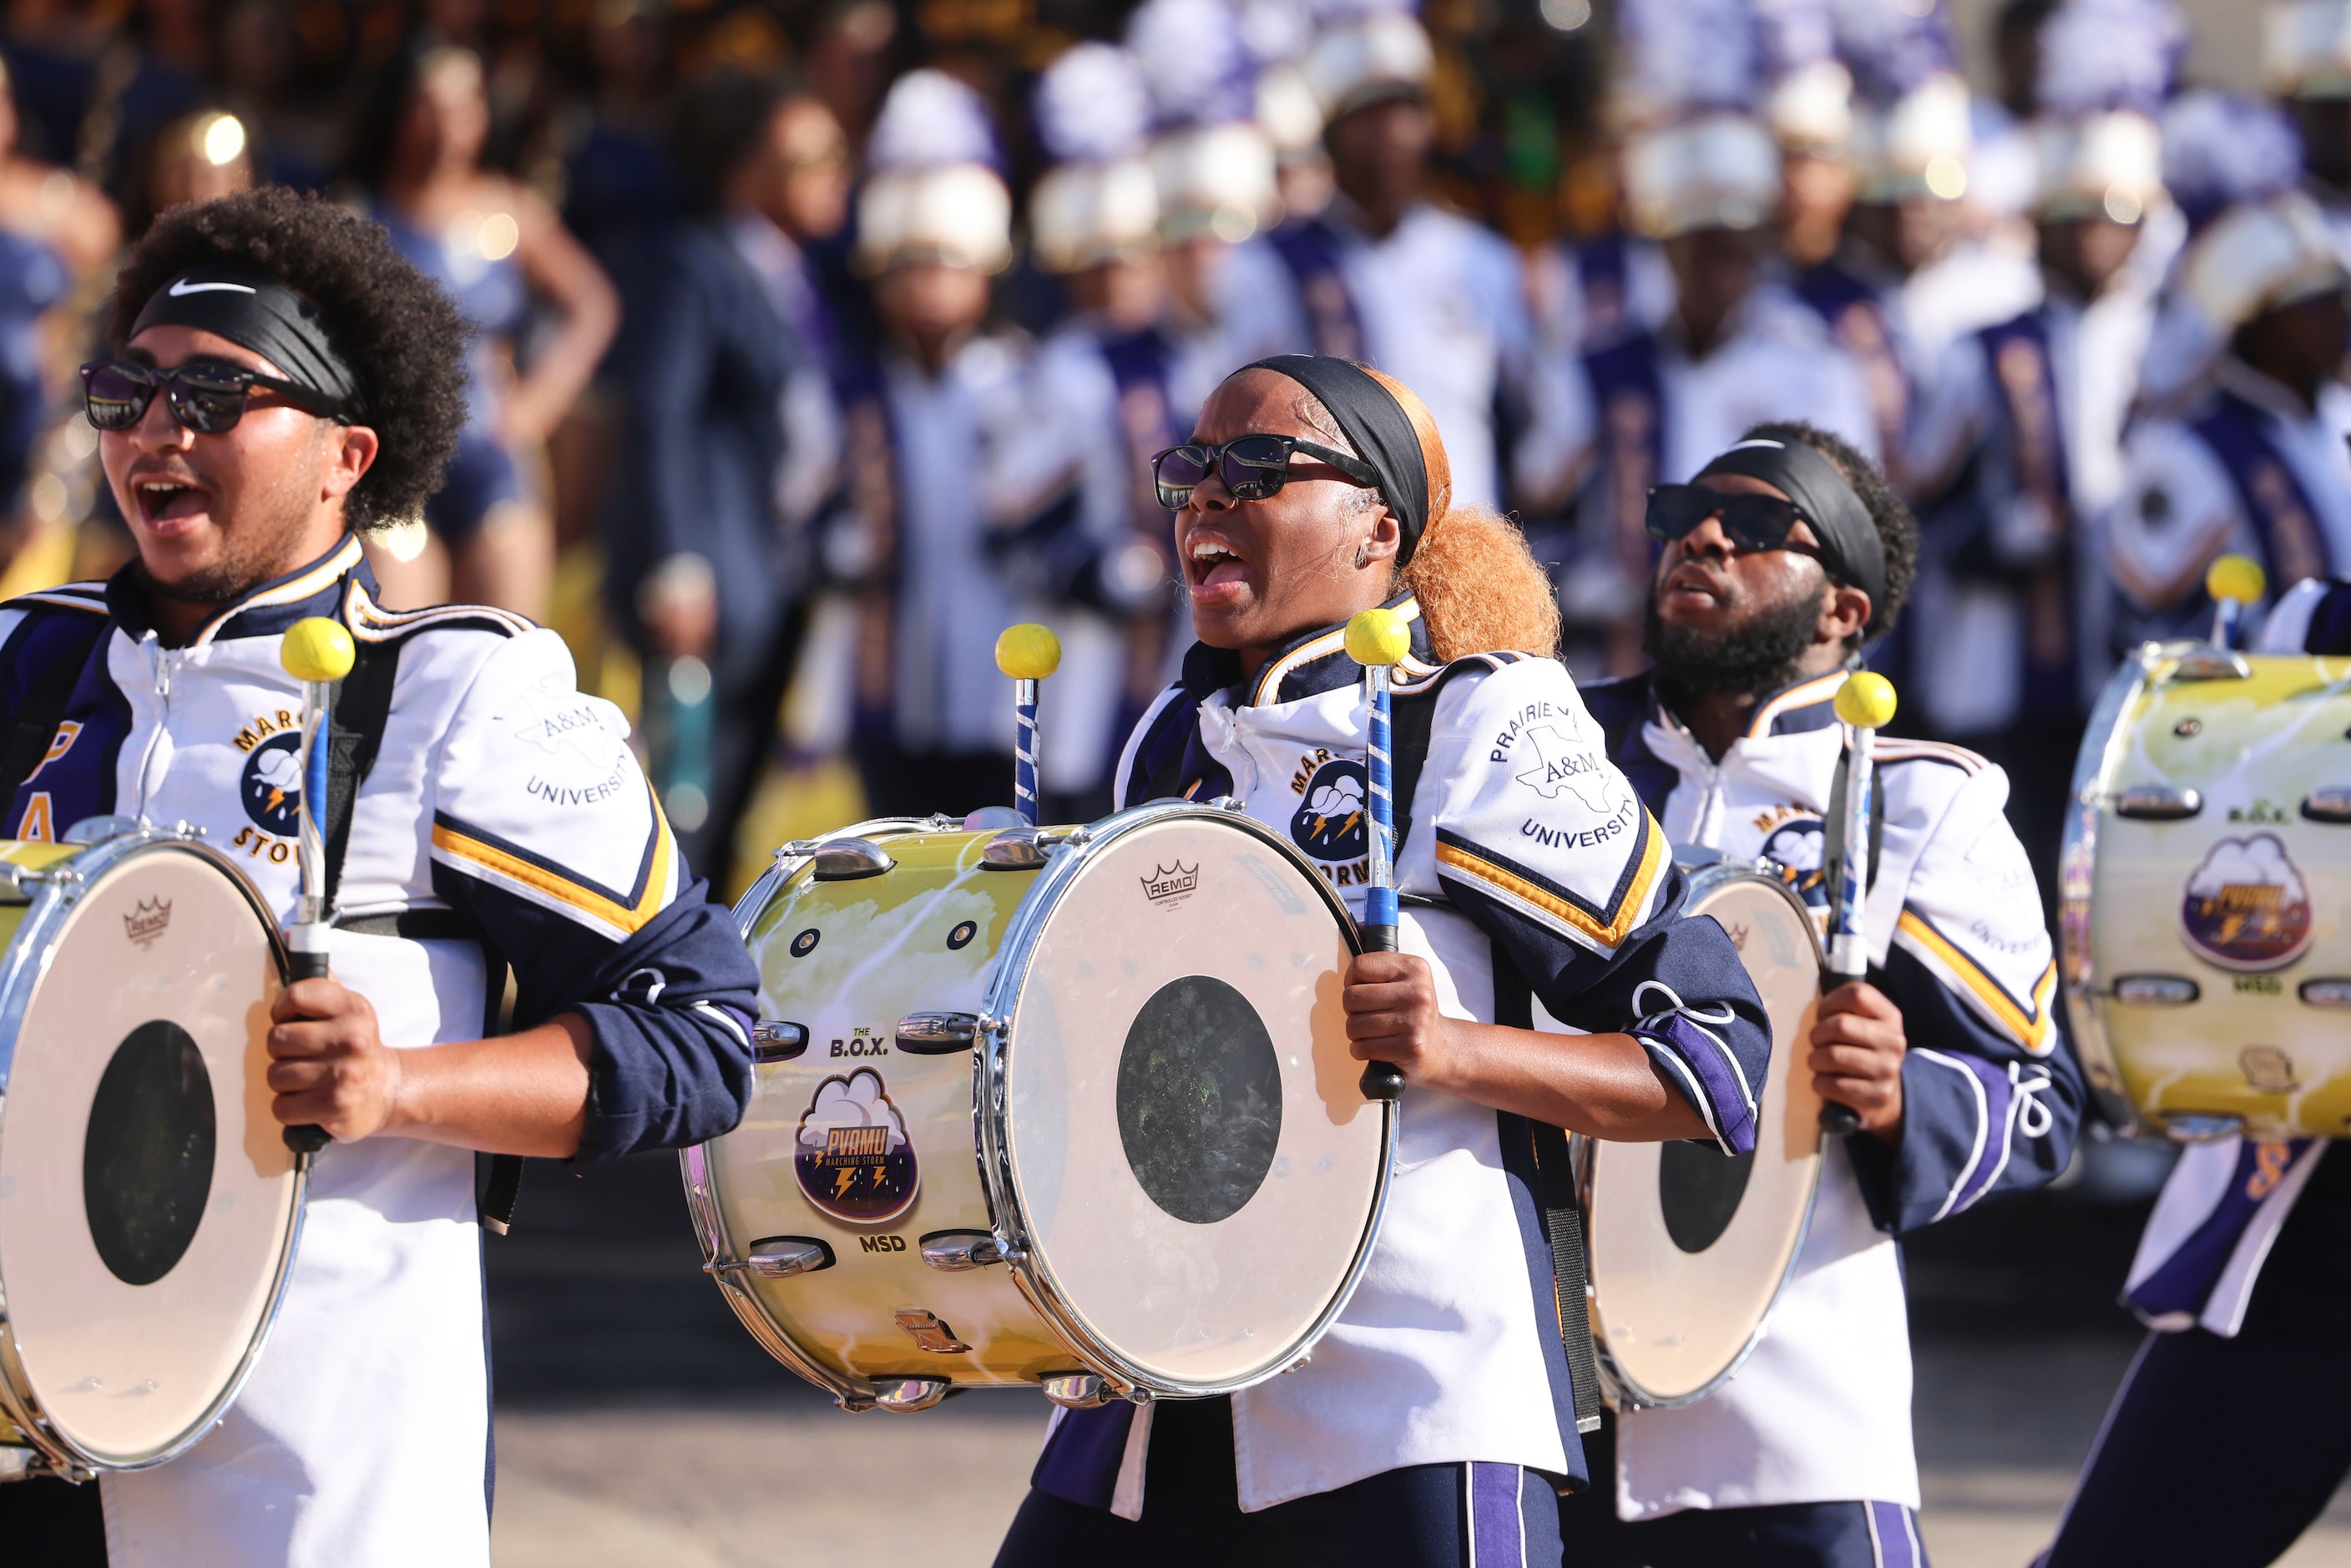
0, 188, 758, 1562
993, 356, 1773, 1565
1556, 425, 2086, 1565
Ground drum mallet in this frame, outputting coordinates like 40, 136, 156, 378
280, 615, 356, 1156
1346, 607, 1412, 1104
2207, 554, 2266, 649
1821, 670, 1897, 1138
996, 624, 1062, 826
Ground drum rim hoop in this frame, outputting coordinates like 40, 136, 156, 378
1583, 855, 1826, 1411
2061, 650, 2161, 1137
0, 826, 308, 1476
978, 798, 1397, 1399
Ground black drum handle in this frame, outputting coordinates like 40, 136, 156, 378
282, 945, 332, 1154
1358, 922, 1407, 1102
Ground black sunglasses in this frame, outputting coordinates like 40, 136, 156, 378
1150, 434, 1381, 510
1644, 483, 1818, 555
81, 358, 346, 436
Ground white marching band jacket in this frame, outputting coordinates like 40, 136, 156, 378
0, 537, 758, 1565
1581, 667, 2086, 1520
1028, 595, 1772, 1515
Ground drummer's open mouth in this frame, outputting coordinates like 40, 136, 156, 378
1184, 531, 1251, 601
127, 468, 215, 531
1661, 563, 1735, 612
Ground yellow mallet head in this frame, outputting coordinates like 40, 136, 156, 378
2205, 553, 2267, 607
1833, 670, 1898, 731
995, 623, 1062, 681
1344, 607, 1412, 669
281, 616, 356, 685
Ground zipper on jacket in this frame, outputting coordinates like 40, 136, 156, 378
132, 636, 174, 820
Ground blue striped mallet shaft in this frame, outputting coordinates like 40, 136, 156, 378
1346, 608, 1413, 1104
996, 625, 1062, 826
281, 616, 355, 1156
1821, 671, 1896, 1137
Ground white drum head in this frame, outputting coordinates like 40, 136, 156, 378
1585, 868, 1824, 1407
999, 813, 1386, 1390
0, 843, 298, 1467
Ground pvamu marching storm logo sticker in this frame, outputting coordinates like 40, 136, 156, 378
794, 1068, 919, 1224
2181, 832, 2314, 972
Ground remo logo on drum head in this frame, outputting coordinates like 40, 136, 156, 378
793, 1068, 919, 1224
2180, 832, 2315, 971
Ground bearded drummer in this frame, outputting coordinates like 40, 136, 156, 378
990, 355, 1772, 1565
0, 189, 757, 1563
1553, 424, 2086, 1566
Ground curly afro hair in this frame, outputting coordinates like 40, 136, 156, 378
104, 186, 468, 534
1742, 419, 1918, 645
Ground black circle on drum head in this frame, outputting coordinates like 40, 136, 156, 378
83, 1020, 215, 1287
947, 921, 976, 951
1116, 976, 1283, 1226
791, 928, 821, 957
1657, 1140, 1754, 1253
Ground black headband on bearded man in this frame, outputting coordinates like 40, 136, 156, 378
130, 268, 362, 414
1694, 436, 1887, 609
1241, 354, 1430, 565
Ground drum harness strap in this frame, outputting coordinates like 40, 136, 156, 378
312, 641, 525, 1235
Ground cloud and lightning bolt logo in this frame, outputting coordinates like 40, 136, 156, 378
239, 731, 305, 837
1290, 758, 1370, 862
792, 1068, 919, 1224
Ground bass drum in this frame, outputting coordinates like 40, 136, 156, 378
2065, 646, 2351, 1141
684, 802, 1393, 1412
1578, 854, 1826, 1409
0, 828, 303, 1479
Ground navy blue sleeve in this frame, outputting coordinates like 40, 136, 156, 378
1844, 941, 2086, 1235
430, 862, 758, 1161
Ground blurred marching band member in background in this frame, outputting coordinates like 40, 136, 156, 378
823, 71, 1098, 822
1517, 70, 1877, 673
352, 41, 618, 620
600, 69, 846, 875
2104, 191, 2351, 648
1261, 2, 1534, 518
1900, 0, 2179, 900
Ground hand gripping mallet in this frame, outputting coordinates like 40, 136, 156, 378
280, 615, 356, 1156
2207, 554, 2266, 650
996, 624, 1062, 826
1346, 607, 1412, 1103
1820, 671, 1897, 1137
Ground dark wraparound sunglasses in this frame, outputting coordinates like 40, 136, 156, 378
1150, 434, 1381, 510
81, 358, 346, 436
1644, 483, 1821, 556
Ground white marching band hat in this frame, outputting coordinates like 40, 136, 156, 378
1152, 120, 1282, 242
2177, 191, 2349, 336
855, 69, 1014, 275
2268, 0, 2351, 98
1624, 112, 1782, 238
1302, 6, 1433, 124
1769, 58, 1856, 155
2032, 109, 2164, 223
1853, 72, 1973, 201
1029, 42, 1162, 273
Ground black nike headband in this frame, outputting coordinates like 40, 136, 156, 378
1242, 354, 1432, 565
129, 268, 363, 414
1693, 436, 1886, 610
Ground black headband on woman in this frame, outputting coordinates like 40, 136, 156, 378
1694, 436, 1886, 609
1242, 354, 1431, 565
130, 267, 363, 413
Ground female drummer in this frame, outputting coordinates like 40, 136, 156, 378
991, 354, 1772, 1567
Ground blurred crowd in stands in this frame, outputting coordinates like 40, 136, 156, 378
5, 0, 2351, 910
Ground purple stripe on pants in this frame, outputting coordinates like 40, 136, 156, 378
1868, 1500, 1919, 1568
1465, 1462, 1521, 1568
